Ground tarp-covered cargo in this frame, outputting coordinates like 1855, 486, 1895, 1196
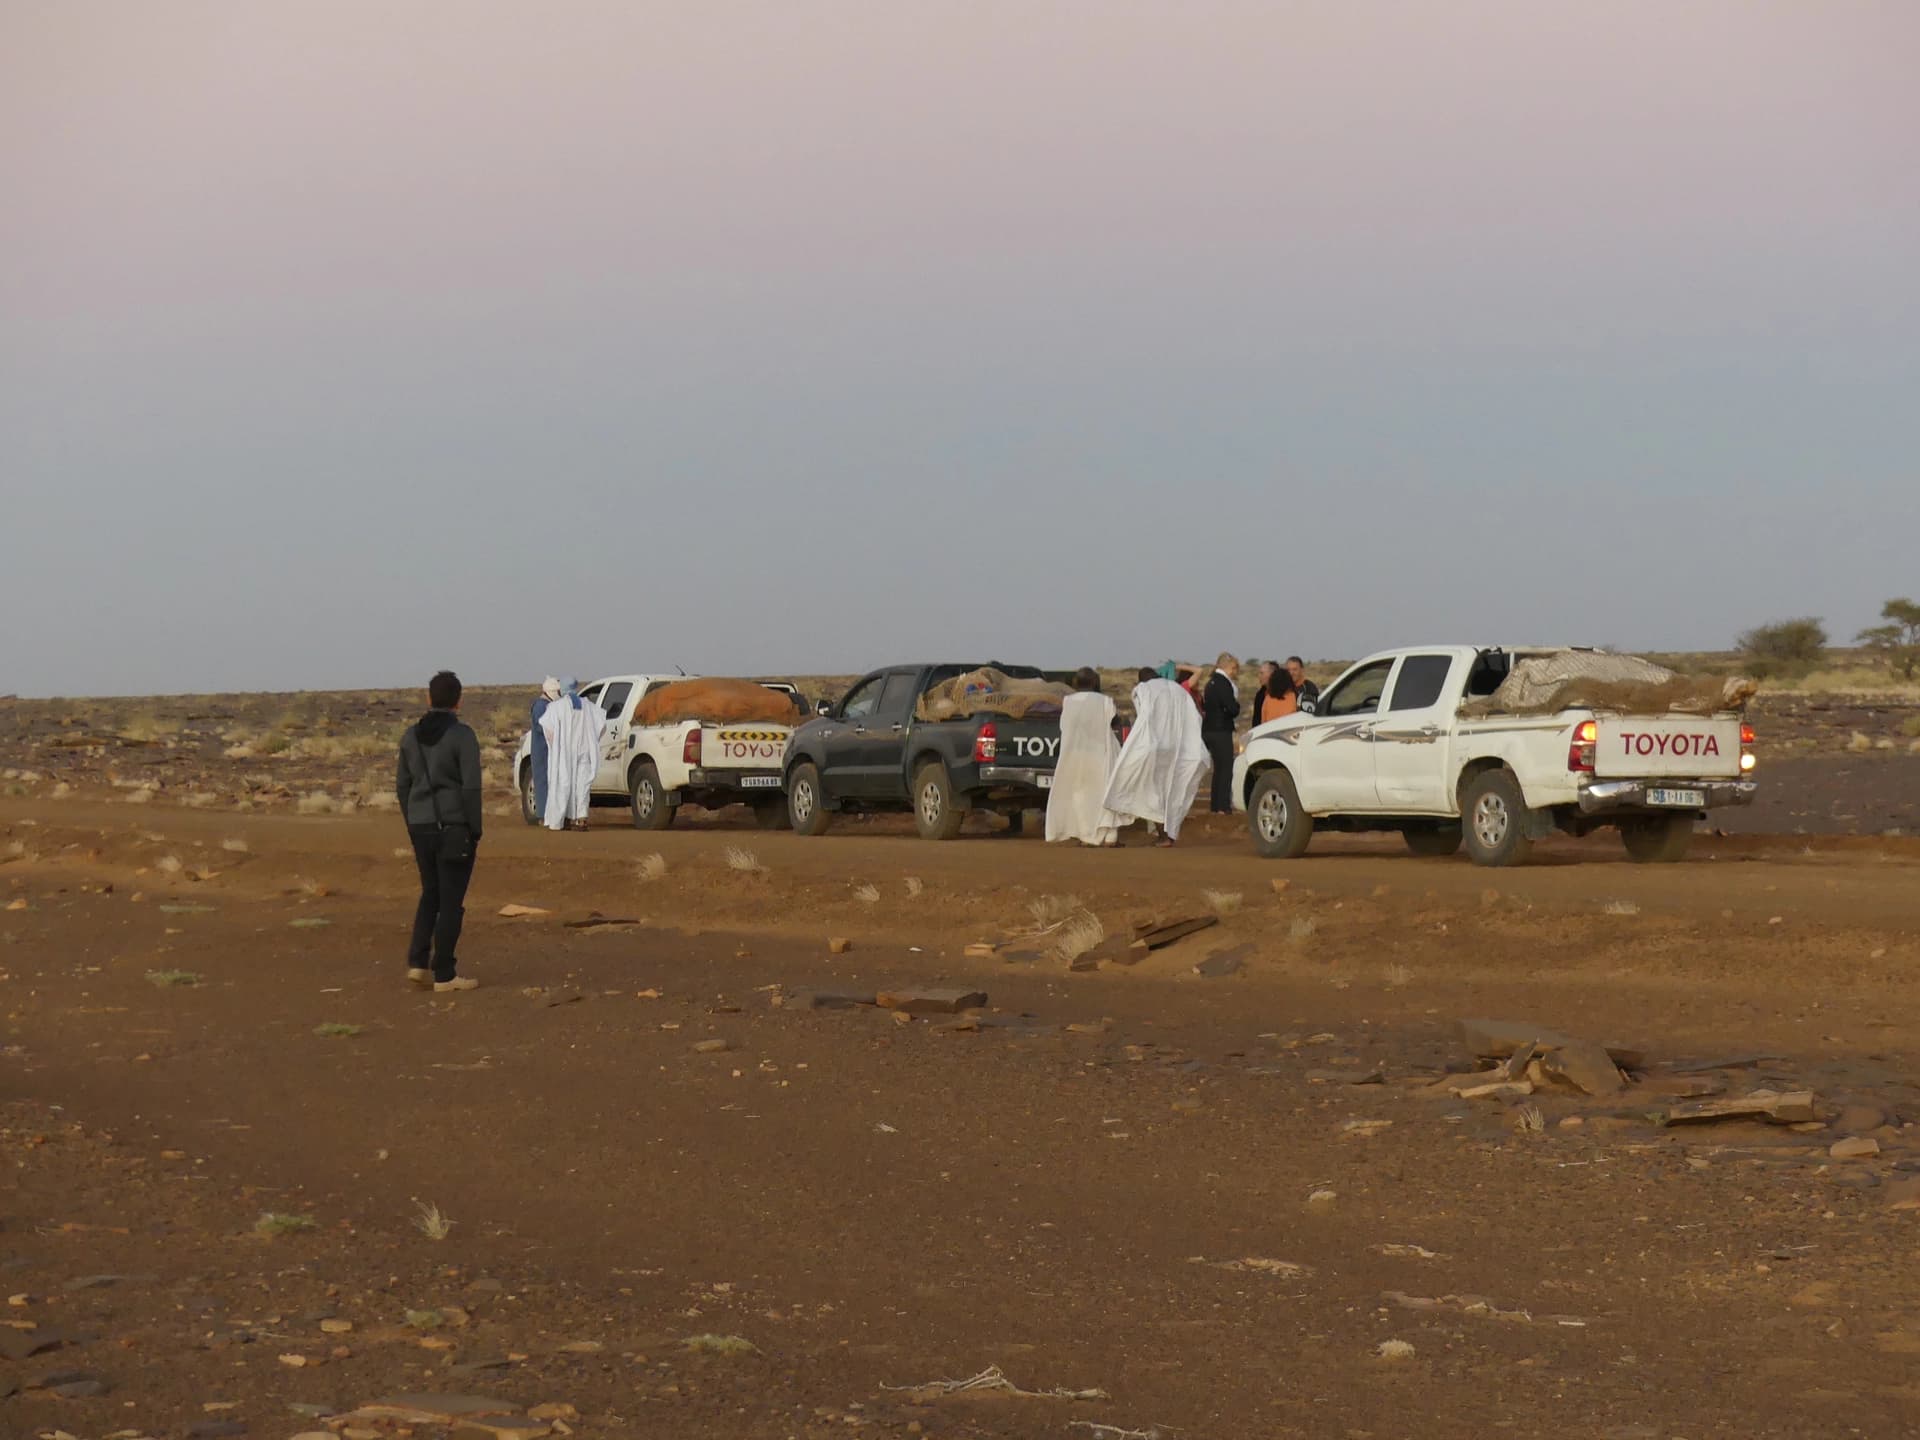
1462, 650, 1757, 718
634, 679, 798, 727
916, 667, 1071, 721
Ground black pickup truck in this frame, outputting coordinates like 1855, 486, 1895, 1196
783, 663, 1065, 840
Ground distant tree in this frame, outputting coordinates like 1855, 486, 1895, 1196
1737, 617, 1827, 679
1858, 598, 1920, 681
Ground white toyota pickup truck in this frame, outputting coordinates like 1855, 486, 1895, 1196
1231, 645, 1756, 867
513, 675, 804, 831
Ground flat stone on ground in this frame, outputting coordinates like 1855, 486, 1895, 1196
874, 987, 987, 1014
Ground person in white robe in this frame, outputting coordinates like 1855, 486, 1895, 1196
1045, 668, 1124, 846
1103, 671, 1208, 846
539, 676, 606, 831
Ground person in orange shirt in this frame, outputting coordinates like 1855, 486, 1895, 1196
1257, 662, 1299, 725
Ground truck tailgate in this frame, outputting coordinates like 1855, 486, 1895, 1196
979, 718, 1063, 773
697, 726, 790, 771
1594, 716, 1742, 779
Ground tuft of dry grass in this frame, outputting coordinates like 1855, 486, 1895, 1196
412, 1200, 455, 1241
404, 1307, 446, 1329
1287, 916, 1317, 944
904, 876, 924, 899
253, 1211, 317, 1239
313, 1022, 362, 1039
1383, 963, 1412, 988
852, 883, 881, 905
683, 1333, 758, 1356
146, 969, 202, 988
1054, 911, 1106, 964
723, 846, 765, 874
1602, 899, 1641, 917
1515, 1104, 1546, 1134
295, 791, 340, 816
636, 852, 668, 883
119, 711, 180, 742
1202, 889, 1243, 917
1028, 894, 1084, 928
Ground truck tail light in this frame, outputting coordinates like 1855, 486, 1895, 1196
1740, 721, 1756, 773
1567, 719, 1597, 774
683, 729, 703, 766
973, 721, 998, 764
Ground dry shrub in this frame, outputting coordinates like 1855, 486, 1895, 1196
852, 883, 880, 905
1028, 894, 1083, 928
296, 791, 339, 816
1053, 911, 1105, 963
724, 846, 765, 874
1202, 889, 1243, 917
636, 853, 668, 883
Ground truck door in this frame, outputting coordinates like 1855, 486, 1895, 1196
592, 681, 634, 792
819, 673, 886, 799
860, 670, 923, 795
1371, 653, 1459, 812
1295, 657, 1395, 811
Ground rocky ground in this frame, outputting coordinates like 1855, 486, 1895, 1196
2, 689, 1919, 1439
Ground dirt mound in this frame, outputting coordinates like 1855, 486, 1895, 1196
634, 679, 797, 726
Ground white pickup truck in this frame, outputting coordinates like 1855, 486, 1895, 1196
513, 675, 804, 831
1231, 645, 1756, 867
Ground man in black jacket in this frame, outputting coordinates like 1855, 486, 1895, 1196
1202, 652, 1242, 814
396, 670, 485, 993
1286, 656, 1321, 714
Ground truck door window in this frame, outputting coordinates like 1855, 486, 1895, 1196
598, 682, 633, 717
1320, 660, 1394, 717
839, 676, 884, 721
1464, 651, 1509, 698
1385, 655, 1453, 712
579, 684, 605, 706
876, 672, 921, 719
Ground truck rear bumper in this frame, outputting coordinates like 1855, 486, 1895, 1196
687, 768, 784, 793
978, 765, 1052, 790
1577, 779, 1756, 814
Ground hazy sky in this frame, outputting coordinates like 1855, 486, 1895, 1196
3, 2, 1915, 696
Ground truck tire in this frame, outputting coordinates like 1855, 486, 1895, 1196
628, 762, 676, 831
1620, 814, 1692, 863
1462, 769, 1532, 867
1404, 824, 1464, 858
1248, 768, 1313, 859
519, 764, 540, 826
753, 797, 790, 831
913, 762, 965, 842
786, 762, 831, 836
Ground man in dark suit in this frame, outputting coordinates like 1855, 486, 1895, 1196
1202, 652, 1242, 814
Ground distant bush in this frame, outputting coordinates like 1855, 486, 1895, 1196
1858, 598, 1920, 681
1737, 618, 1827, 679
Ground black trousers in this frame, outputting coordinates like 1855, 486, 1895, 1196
1203, 730, 1235, 813
407, 823, 476, 981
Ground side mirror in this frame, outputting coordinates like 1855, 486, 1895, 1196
817, 697, 839, 720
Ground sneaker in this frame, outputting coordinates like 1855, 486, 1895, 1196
406, 968, 432, 986
433, 976, 479, 993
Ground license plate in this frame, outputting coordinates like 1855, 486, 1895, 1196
739, 776, 781, 789
1647, 787, 1704, 808
1037, 775, 1053, 789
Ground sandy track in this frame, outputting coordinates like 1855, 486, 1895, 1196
3, 797, 1919, 1438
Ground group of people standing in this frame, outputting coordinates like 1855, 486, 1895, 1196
1045, 653, 1319, 849
529, 675, 603, 833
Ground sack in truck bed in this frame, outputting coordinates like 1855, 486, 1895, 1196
1462, 651, 1757, 718
916, 667, 1071, 722
634, 679, 798, 727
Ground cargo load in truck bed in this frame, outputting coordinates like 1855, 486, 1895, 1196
1462, 651, 1757, 718
916, 667, 1071, 721
634, 679, 798, 726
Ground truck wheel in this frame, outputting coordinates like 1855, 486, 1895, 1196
1620, 814, 1692, 863
1462, 769, 1532, 867
1248, 769, 1313, 859
753, 797, 790, 831
787, 763, 831, 836
519, 764, 540, 826
1404, 825, 1463, 858
628, 762, 676, 831
913, 762, 965, 841
1002, 808, 1026, 836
